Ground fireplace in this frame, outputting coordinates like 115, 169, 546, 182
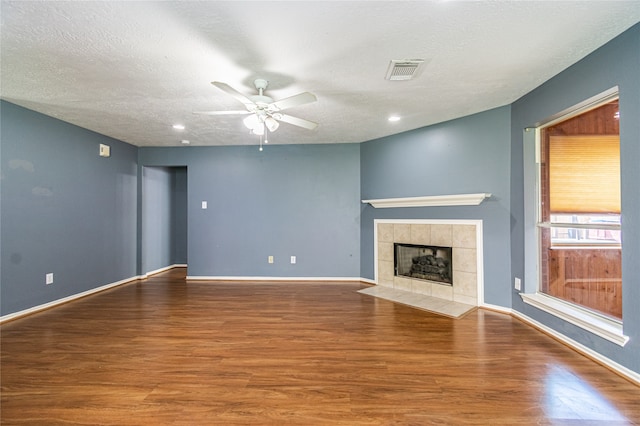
395, 243, 452, 285
375, 220, 483, 307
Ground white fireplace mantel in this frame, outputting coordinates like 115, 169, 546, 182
362, 193, 491, 208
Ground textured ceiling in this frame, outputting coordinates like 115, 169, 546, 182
1, 1, 639, 147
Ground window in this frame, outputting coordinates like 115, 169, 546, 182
537, 96, 622, 321
521, 88, 627, 345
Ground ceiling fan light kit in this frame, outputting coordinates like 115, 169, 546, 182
242, 114, 261, 131
264, 117, 279, 132
195, 78, 318, 150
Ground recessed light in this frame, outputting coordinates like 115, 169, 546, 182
388, 115, 401, 122
172, 124, 185, 130
181, 139, 190, 144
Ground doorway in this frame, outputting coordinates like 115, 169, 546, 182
141, 166, 188, 275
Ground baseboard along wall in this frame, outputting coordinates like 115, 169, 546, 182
2, 270, 637, 386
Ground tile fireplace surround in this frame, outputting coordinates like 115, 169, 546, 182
373, 219, 484, 309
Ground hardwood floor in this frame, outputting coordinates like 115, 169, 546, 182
2, 268, 639, 425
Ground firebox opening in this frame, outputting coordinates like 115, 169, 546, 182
394, 243, 453, 285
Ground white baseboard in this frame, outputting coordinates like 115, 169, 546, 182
480, 302, 512, 315
474, 303, 638, 385
141, 264, 187, 279
4, 270, 637, 385
186, 275, 367, 283
1, 274, 143, 324
512, 310, 640, 386
1, 264, 187, 324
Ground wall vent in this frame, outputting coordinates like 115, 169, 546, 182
385, 59, 425, 81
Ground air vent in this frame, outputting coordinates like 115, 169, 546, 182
385, 59, 425, 81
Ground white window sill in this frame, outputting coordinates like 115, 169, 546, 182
520, 293, 628, 347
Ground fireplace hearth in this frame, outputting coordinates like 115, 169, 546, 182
395, 243, 453, 285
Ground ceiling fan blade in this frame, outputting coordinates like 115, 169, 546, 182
268, 92, 317, 112
277, 113, 318, 130
193, 110, 251, 115
211, 81, 256, 109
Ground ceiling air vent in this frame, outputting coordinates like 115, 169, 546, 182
385, 59, 425, 81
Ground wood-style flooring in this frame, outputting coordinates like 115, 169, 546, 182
2, 268, 639, 425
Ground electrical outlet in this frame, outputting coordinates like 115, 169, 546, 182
201, 201, 207, 209
268, 255, 274, 264
46, 273, 54, 285
514, 277, 522, 291
290, 256, 296, 264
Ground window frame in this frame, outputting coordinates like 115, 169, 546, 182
520, 87, 628, 346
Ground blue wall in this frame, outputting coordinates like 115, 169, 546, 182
1, 24, 638, 376
172, 166, 188, 265
0, 101, 138, 315
141, 166, 187, 274
510, 24, 640, 372
360, 106, 512, 307
138, 144, 361, 278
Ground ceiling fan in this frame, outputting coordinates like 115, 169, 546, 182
194, 79, 318, 136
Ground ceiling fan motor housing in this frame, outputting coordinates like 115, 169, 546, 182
250, 94, 274, 107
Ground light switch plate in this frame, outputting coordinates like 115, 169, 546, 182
99, 144, 110, 157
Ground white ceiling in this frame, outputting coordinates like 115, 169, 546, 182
1, 1, 639, 147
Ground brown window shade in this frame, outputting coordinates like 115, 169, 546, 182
549, 135, 620, 214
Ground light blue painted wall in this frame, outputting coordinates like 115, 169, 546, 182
172, 167, 188, 265
510, 24, 640, 373
2, 23, 637, 377
139, 144, 361, 278
141, 166, 188, 274
0, 101, 138, 316
360, 106, 512, 307
142, 166, 173, 273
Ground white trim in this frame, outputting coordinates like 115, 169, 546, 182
475, 221, 485, 306
535, 86, 619, 128
141, 264, 186, 279
523, 126, 540, 295
373, 219, 485, 306
362, 193, 491, 208
1, 275, 142, 323
186, 276, 365, 283
373, 219, 485, 225
539, 222, 621, 231
0, 264, 188, 324
480, 303, 512, 315
512, 309, 640, 386
520, 292, 628, 347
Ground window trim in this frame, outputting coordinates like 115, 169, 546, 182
522, 87, 626, 344
533, 86, 619, 128
520, 292, 628, 346
539, 222, 622, 248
